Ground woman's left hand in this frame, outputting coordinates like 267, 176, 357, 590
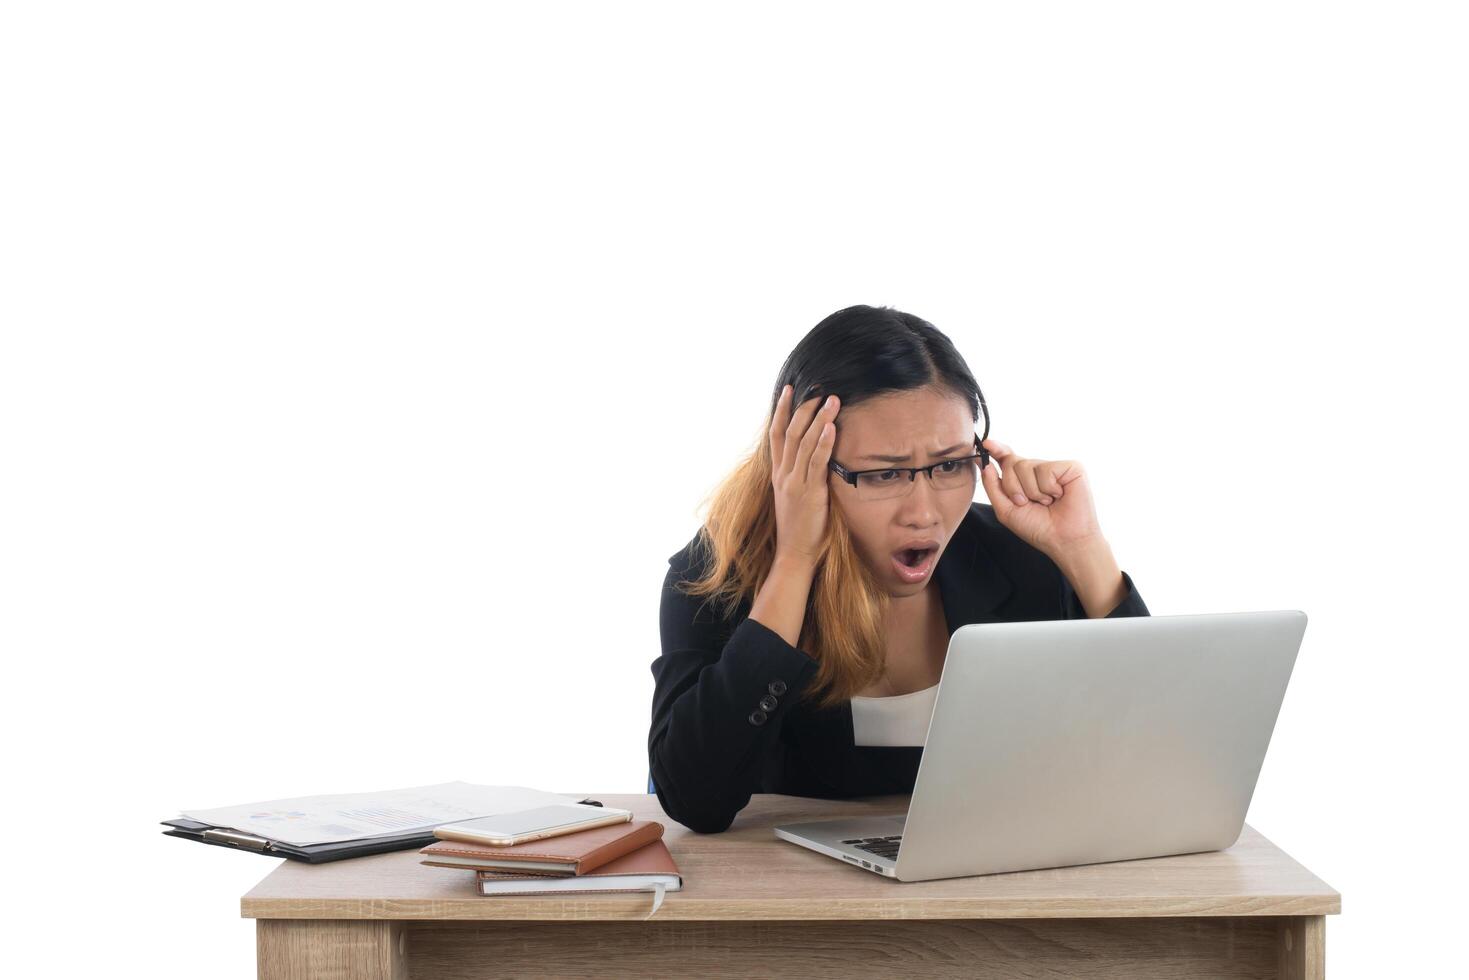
978, 438, 1105, 558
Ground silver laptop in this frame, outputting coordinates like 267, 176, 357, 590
774, 610, 1307, 882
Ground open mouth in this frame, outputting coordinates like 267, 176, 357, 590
897, 548, 934, 568
891, 545, 939, 582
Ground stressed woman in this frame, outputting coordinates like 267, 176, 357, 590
648, 305, 1150, 833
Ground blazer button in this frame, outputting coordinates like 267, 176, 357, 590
768, 679, 787, 696
748, 709, 768, 726
759, 694, 779, 712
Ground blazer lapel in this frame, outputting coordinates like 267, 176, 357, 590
935, 508, 1014, 632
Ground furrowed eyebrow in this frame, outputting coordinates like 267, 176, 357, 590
859, 442, 968, 463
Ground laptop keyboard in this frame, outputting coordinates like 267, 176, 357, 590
843, 835, 902, 861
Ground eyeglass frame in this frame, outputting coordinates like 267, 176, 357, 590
827, 395, 992, 492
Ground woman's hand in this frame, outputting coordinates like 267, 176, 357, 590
979, 438, 1105, 559
768, 384, 841, 568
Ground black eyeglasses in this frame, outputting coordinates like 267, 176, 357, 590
828, 394, 992, 502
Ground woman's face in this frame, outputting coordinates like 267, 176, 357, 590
828, 386, 977, 597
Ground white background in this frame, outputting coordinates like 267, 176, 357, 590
3, 2, 1464, 976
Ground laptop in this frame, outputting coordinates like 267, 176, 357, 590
774, 610, 1307, 882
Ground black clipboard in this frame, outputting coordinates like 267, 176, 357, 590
161, 797, 606, 863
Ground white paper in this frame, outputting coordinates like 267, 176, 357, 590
644, 881, 667, 918
179, 781, 586, 846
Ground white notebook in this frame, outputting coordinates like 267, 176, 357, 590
477, 873, 681, 896
474, 837, 683, 916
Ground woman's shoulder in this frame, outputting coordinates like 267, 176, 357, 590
665, 526, 713, 582
661, 528, 747, 631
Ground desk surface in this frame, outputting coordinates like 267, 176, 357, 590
241, 793, 1340, 922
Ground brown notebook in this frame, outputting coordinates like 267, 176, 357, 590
420, 818, 664, 876
475, 837, 682, 896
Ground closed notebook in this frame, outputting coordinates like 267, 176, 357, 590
475, 837, 683, 914
420, 818, 664, 876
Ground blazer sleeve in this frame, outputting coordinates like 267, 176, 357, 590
648, 552, 821, 834
1060, 567, 1151, 620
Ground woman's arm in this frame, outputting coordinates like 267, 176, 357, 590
1053, 536, 1142, 619
748, 553, 818, 647
1052, 536, 1151, 620
648, 550, 821, 833
1059, 565, 1151, 619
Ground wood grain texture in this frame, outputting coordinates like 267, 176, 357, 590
256, 920, 405, 980
1278, 915, 1326, 980
404, 917, 1297, 979
240, 793, 1341, 921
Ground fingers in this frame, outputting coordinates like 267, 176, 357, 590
795, 395, 839, 483
1013, 459, 1053, 506
983, 439, 1057, 507
1034, 461, 1065, 499
982, 438, 1015, 467
983, 437, 1023, 504
784, 389, 829, 474
771, 383, 836, 480
769, 384, 793, 468
770, 384, 818, 473
987, 439, 1030, 506
782, 389, 816, 473
804, 411, 837, 484
979, 455, 1015, 518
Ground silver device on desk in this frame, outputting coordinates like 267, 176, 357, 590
774, 610, 1307, 882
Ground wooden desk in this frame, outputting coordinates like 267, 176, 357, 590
242, 793, 1340, 979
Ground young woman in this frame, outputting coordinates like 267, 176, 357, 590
648, 305, 1150, 833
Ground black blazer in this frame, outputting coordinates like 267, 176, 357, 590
648, 501, 1151, 834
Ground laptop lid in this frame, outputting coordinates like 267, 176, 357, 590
893, 610, 1307, 882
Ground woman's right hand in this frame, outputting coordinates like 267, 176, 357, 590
768, 384, 841, 568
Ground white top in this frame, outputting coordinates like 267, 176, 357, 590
850, 681, 940, 747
